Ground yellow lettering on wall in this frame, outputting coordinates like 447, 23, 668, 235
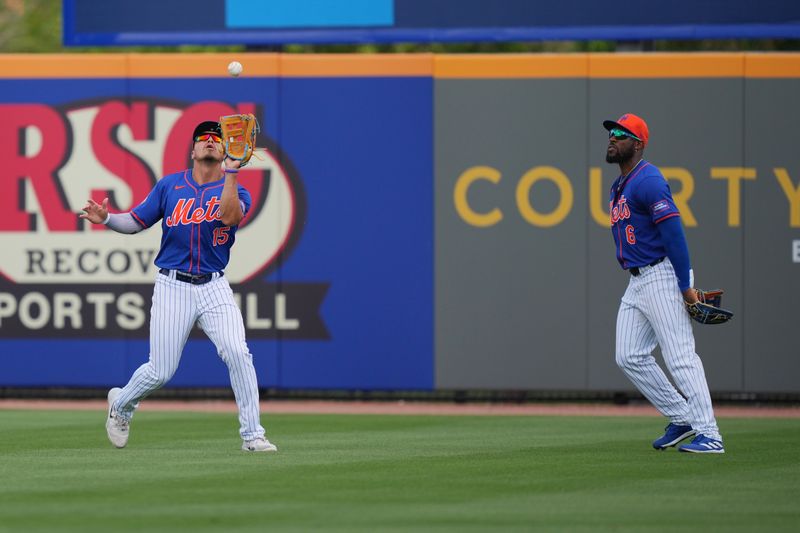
589, 167, 610, 227
515, 166, 573, 227
774, 168, 800, 228
453, 166, 503, 227
660, 168, 697, 227
710, 167, 756, 227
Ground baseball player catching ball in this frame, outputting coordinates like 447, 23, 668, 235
80, 120, 277, 453
604, 113, 724, 454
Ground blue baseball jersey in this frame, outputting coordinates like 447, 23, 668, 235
609, 160, 681, 269
131, 169, 251, 274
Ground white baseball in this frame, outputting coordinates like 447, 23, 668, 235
228, 61, 243, 77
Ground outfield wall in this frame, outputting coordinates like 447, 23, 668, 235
0, 53, 797, 393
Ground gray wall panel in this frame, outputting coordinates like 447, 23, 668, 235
435, 79, 589, 389
743, 80, 800, 392
436, 71, 795, 393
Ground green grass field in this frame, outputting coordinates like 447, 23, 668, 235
0, 409, 798, 532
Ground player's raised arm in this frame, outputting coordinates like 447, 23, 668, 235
218, 159, 244, 226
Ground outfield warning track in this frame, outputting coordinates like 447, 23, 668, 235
0, 399, 798, 418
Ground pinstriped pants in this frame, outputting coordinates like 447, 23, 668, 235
112, 272, 266, 441
615, 258, 721, 441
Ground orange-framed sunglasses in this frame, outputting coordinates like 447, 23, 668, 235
194, 133, 222, 143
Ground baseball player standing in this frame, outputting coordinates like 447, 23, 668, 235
604, 113, 724, 454
80, 120, 277, 453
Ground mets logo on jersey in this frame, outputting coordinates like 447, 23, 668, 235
610, 195, 631, 225
165, 199, 222, 227
0, 98, 327, 339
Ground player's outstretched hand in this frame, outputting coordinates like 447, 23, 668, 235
80, 198, 109, 224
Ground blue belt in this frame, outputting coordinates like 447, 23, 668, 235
629, 257, 664, 276
159, 268, 222, 285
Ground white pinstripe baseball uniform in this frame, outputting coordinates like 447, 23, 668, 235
605, 114, 722, 446
86, 121, 272, 451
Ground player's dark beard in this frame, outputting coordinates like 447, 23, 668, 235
606, 142, 635, 164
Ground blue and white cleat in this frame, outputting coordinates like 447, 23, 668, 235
653, 423, 695, 450
678, 434, 725, 454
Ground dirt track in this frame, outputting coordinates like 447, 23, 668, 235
1, 399, 799, 418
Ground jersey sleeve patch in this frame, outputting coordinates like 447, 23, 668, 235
650, 199, 680, 224
650, 198, 680, 224
650, 197, 680, 223
651, 200, 669, 213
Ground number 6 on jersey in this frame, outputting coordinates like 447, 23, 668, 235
625, 224, 636, 244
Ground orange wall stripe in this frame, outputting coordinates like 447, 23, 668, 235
590, 53, 745, 78
0, 53, 799, 79
436, 54, 589, 78
279, 54, 433, 77
127, 53, 280, 77
0, 54, 127, 78
0, 53, 280, 78
745, 54, 800, 78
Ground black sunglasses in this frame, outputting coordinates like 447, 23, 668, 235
608, 128, 641, 141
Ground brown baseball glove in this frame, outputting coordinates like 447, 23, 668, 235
685, 288, 734, 325
219, 113, 260, 166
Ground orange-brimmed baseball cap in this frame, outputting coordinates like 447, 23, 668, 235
603, 113, 649, 146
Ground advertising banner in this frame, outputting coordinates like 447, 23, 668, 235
0, 54, 434, 389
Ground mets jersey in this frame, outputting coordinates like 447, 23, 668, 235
131, 169, 251, 274
609, 160, 680, 269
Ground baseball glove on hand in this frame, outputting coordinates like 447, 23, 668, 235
220, 113, 260, 166
685, 288, 734, 325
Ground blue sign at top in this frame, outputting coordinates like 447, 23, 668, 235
227, 0, 394, 29
63, 0, 800, 46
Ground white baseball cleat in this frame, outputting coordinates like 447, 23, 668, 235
242, 437, 278, 452
105, 387, 130, 448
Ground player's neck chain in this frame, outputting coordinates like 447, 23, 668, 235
614, 158, 648, 205
622, 157, 644, 179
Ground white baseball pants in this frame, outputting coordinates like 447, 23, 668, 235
112, 272, 266, 441
615, 258, 721, 441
